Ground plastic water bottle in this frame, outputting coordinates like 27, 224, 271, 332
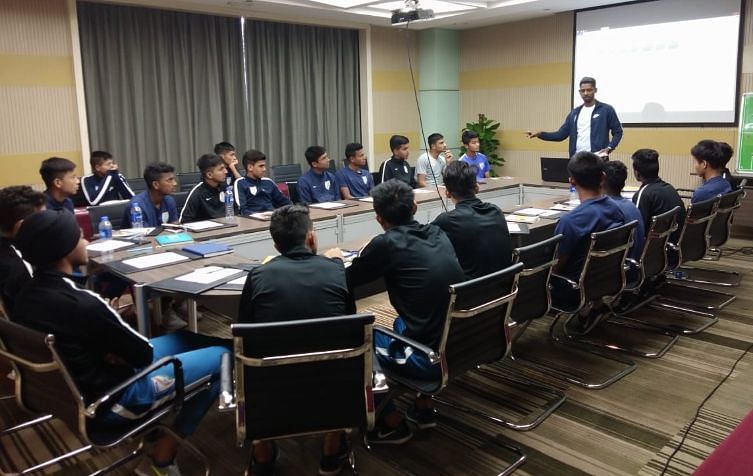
569, 185, 578, 202
130, 203, 144, 236
224, 187, 235, 221
99, 216, 113, 240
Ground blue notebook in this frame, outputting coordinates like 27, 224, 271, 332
182, 242, 233, 258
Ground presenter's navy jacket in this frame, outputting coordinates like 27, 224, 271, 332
539, 101, 624, 157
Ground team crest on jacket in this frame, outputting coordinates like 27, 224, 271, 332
219, 191, 225, 202
325, 180, 331, 190
362, 175, 368, 184
249, 186, 257, 195
403, 165, 408, 174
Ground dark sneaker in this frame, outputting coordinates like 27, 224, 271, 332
248, 442, 278, 476
365, 420, 413, 445
318, 435, 350, 476
406, 405, 438, 430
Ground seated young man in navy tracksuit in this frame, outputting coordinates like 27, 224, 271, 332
12, 210, 230, 476
691, 140, 732, 203
123, 162, 179, 228
603, 160, 644, 260
81, 151, 135, 206
0, 186, 45, 315
347, 179, 464, 444
379, 135, 417, 188
179, 154, 232, 223
298, 146, 340, 204
551, 151, 627, 326
238, 204, 355, 476
39, 157, 80, 213
433, 160, 512, 279
336, 142, 374, 199
234, 149, 290, 215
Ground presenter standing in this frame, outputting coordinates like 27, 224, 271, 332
527, 77, 623, 158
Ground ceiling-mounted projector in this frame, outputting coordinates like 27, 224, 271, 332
391, 0, 434, 25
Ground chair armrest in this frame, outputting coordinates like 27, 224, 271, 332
374, 325, 440, 365
550, 273, 579, 290
218, 352, 235, 412
666, 241, 680, 252
624, 258, 639, 270
85, 355, 185, 418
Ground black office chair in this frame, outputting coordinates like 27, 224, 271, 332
177, 172, 202, 192
0, 318, 212, 475
128, 179, 148, 194
270, 164, 302, 183
654, 195, 735, 313
173, 191, 189, 214
286, 181, 300, 203
371, 171, 381, 186
328, 160, 337, 174
672, 187, 746, 286
516, 222, 640, 388
87, 200, 130, 232
375, 264, 527, 475
219, 314, 376, 475
468, 235, 566, 431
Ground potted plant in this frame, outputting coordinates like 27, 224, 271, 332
460, 113, 504, 175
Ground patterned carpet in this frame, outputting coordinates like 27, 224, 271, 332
1, 240, 752, 475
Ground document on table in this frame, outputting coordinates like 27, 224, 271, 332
516, 208, 550, 216
309, 202, 349, 209
505, 214, 539, 224
358, 197, 374, 202
413, 189, 434, 194
248, 211, 274, 221
175, 266, 241, 284
182, 220, 225, 231
122, 251, 190, 269
225, 275, 248, 287
550, 203, 576, 211
112, 227, 155, 238
87, 240, 134, 253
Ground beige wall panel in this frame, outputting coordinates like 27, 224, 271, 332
460, 13, 572, 71
0, 151, 82, 188
461, 86, 572, 131
372, 91, 420, 133
0, 0, 72, 56
0, 87, 81, 155
370, 26, 416, 71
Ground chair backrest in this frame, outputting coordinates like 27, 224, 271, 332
372, 171, 381, 186
128, 178, 148, 194
708, 188, 745, 248
87, 200, 130, 231
177, 172, 202, 192
671, 195, 720, 267
173, 191, 189, 212
270, 164, 302, 183
510, 234, 563, 325
728, 175, 747, 190
230, 313, 375, 443
436, 263, 523, 391
578, 221, 637, 305
286, 181, 300, 203
328, 160, 337, 174
636, 206, 680, 286
0, 318, 85, 438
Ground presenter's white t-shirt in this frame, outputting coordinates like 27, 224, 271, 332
575, 104, 595, 153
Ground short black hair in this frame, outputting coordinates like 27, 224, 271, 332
143, 162, 175, 188
0, 186, 46, 234
719, 142, 733, 166
242, 150, 266, 170
90, 151, 112, 169
567, 151, 604, 191
603, 160, 628, 196
461, 130, 479, 145
579, 76, 596, 87
631, 148, 660, 180
214, 142, 235, 155
427, 133, 444, 148
305, 146, 327, 166
389, 135, 409, 153
39, 157, 76, 188
270, 204, 312, 254
443, 161, 477, 199
371, 179, 414, 226
197, 154, 224, 179
691, 140, 725, 169
345, 142, 363, 161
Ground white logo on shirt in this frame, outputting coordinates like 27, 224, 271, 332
161, 211, 169, 223
362, 175, 368, 184
403, 165, 408, 174
218, 191, 225, 202
325, 180, 331, 190
249, 186, 257, 196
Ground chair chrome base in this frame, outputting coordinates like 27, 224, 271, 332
655, 281, 736, 311
668, 265, 741, 287
626, 303, 718, 335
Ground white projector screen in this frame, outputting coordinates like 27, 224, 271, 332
574, 0, 742, 125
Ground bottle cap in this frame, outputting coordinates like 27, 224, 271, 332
101, 216, 109, 221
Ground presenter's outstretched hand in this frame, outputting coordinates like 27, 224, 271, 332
526, 130, 540, 139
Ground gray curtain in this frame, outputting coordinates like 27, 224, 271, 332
244, 20, 361, 168
78, 2, 248, 179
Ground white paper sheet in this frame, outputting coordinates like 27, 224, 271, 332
550, 204, 576, 211
175, 266, 240, 284
309, 202, 348, 209
507, 223, 522, 233
516, 208, 549, 216
122, 251, 190, 269
112, 227, 155, 238
182, 220, 224, 231
225, 275, 248, 286
505, 214, 539, 224
413, 189, 434, 194
248, 211, 274, 220
538, 209, 563, 217
358, 197, 374, 202
87, 240, 134, 252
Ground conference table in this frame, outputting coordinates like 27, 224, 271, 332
89, 177, 571, 336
